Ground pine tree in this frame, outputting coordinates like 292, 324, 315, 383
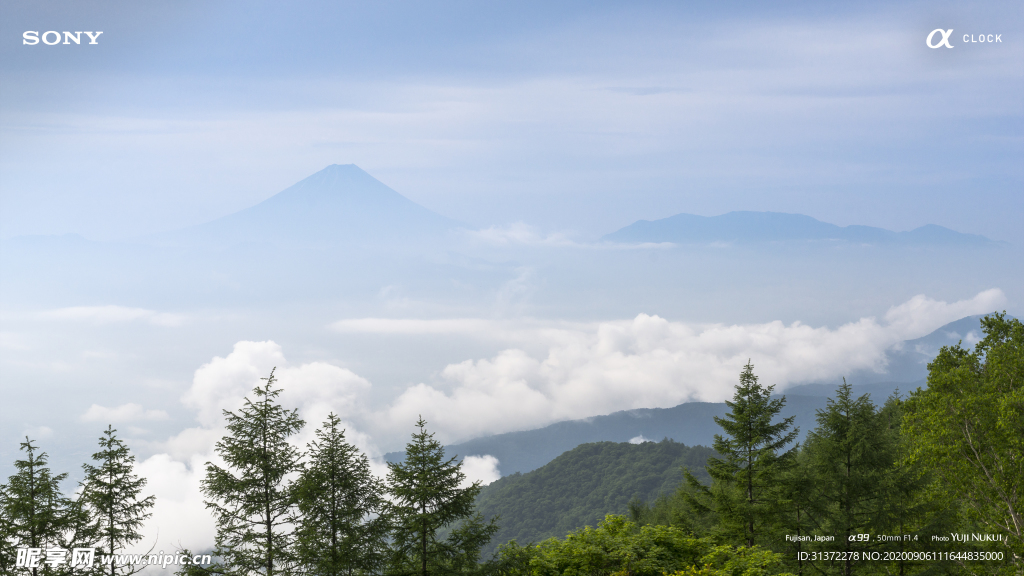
202, 368, 304, 576
800, 380, 893, 576
0, 496, 16, 576
682, 361, 798, 548
0, 438, 87, 576
386, 417, 497, 576
778, 447, 815, 576
293, 413, 388, 576
80, 425, 156, 576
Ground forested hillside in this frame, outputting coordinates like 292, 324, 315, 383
474, 439, 714, 554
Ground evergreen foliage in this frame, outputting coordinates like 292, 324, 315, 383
627, 480, 721, 538
202, 368, 305, 576
683, 362, 798, 547
776, 445, 815, 574
0, 495, 16, 576
640, 377, 967, 576
80, 425, 155, 576
0, 438, 87, 576
293, 413, 389, 576
799, 380, 896, 576
0, 504, 16, 576
386, 417, 497, 576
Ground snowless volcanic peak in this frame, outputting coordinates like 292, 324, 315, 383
160, 164, 461, 247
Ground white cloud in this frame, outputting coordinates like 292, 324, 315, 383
629, 435, 651, 444
461, 455, 501, 487
22, 425, 54, 440
135, 453, 216, 554
276, 362, 375, 458
882, 289, 1005, 340
330, 318, 495, 335
179, 340, 372, 434
328, 315, 584, 341
0, 332, 30, 351
375, 289, 1005, 444
81, 403, 170, 423
461, 223, 676, 250
181, 340, 286, 428
150, 426, 225, 463
463, 223, 579, 247
40, 305, 185, 327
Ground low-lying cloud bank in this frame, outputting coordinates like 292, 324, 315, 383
134, 288, 1004, 554
376, 288, 1004, 443
81, 403, 170, 423
40, 305, 186, 327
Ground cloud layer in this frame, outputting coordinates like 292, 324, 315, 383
370, 288, 1007, 444
81, 403, 170, 423
40, 306, 185, 327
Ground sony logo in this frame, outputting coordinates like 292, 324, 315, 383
23, 31, 103, 45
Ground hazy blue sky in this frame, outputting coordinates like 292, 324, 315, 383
2, 0, 1021, 242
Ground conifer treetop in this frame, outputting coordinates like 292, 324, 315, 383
2, 437, 85, 576
712, 361, 799, 462
81, 425, 155, 576
386, 416, 495, 576
202, 368, 305, 576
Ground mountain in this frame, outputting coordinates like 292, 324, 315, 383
601, 211, 994, 246
385, 393, 836, 475
474, 440, 714, 554
394, 315, 998, 477
429, 395, 829, 476
823, 313, 1006, 387
0, 165, 494, 305
148, 164, 464, 247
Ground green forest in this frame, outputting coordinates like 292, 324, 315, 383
1, 312, 1020, 576
474, 439, 715, 555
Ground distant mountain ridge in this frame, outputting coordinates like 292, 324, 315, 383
6, 169, 996, 250
602, 211, 994, 246
431, 395, 831, 475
